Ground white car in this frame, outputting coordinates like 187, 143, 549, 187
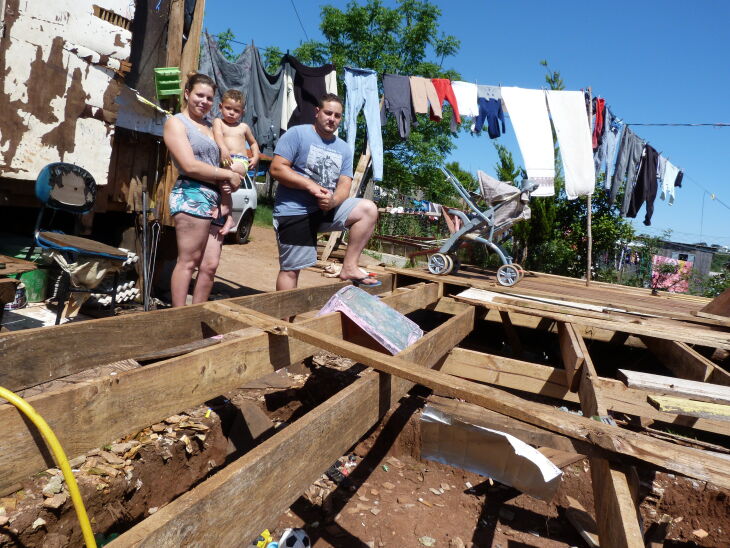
226, 172, 257, 244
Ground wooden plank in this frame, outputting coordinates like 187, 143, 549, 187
498, 310, 524, 357
0, 254, 36, 275
648, 395, 730, 422
557, 322, 585, 392
165, 0, 185, 68
700, 287, 730, 317
109, 303, 475, 546
179, 0, 205, 77
439, 348, 730, 437
618, 369, 730, 405
640, 336, 730, 386
567, 326, 644, 548
454, 289, 730, 350
0, 278, 393, 391
263, 315, 730, 488
320, 148, 372, 262
0, 284, 436, 493
133, 337, 221, 363
538, 447, 586, 469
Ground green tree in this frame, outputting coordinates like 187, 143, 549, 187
289, 0, 463, 202
215, 29, 239, 62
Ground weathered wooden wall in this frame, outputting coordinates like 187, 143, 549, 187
0, 0, 135, 191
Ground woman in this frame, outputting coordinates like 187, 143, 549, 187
164, 73, 243, 307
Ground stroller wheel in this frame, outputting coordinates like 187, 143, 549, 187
428, 253, 453, 275
510, 263, 525, 279
496, 264, 520, 286
449, 254, 461, 274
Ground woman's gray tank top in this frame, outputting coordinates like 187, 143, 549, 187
174, 113, 220, 167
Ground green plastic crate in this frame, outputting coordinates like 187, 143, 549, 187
154, 67, 182, 99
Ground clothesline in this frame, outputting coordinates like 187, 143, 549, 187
625, 122, 730, 127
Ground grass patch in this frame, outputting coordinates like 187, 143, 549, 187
254, 200, 273, 228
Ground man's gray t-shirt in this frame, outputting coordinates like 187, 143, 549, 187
273, 124, 354, 216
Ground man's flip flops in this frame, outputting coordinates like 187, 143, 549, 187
350, 277, 382, 288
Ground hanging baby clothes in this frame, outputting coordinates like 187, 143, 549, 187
344, 67, 383, 181
656, 155, 667, 185
477, 84, 502, 102
450, 81, 479, 117
474, 98, 506, 138
244, 46, 284, 155
283, 54, 337, 128
661, 160, 680, 205
501, 87, 555, 197
594, 108, 623, 187
627, 144, 659, 225
610, 126, 646, 212
409, 76, 441, 118
431, 78, 461, 132
381, 74, 414, 139
545, 90, 595, 199
592, 98, 606, 150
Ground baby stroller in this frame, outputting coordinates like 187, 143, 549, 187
427, 166, 537, 286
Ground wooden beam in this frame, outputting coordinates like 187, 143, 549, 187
648, 395, 730, 422
699, 287, 730, 318
260, 315, 730, 488
565, 324, 644, 548
557, 322, 585, 391
498, 311, 524, 357
179, 0, 205, 77
109, 304, 475, 546
165, 0, 185, 68
439, 348, 730, 437
0, 284, 433, 493
618, 369, 730, 405
454, 289, 730, 350
0, 279, 393, 391
639, 336, 730, 386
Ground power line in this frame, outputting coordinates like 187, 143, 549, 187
289, 0, 310, 41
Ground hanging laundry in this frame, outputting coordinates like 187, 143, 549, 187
545, 90, 595, 199
431, 78, 461, 132
409, 76, 441, 118
474, 98, 505, 138
381, 74, 414, 139
627, 144, 659, 225
283, 54, 337, 128
594, 108, 623, 187
344, 67, 383, 181
661, 159, 680, 205
674, 171, 683, 187
477, 84, 502, 102
656, 155, 667, 185
501, 87, 555, 197
244, 47, 286, 155
279, 63, 297, 133
610, 126, 646, 213
198, 33, 254, 120
450, 81, 479, 117
592, 97, 606, 150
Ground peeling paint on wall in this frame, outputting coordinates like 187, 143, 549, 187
0, 0, 135, 184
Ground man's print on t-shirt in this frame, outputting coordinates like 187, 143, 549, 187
305, 145, 343, 191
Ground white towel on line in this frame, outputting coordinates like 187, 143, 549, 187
545, 90, 595, 199
661, 160, 679, 205
501, 87, 555, 197
451, 81, 479, 117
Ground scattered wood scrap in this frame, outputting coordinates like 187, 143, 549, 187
648, 395, 730, 422
619, 369, 730, 404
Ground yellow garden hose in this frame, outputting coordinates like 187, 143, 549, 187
0, 386, 96, 548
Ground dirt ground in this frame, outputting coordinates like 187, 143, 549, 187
1, 228, 729, 547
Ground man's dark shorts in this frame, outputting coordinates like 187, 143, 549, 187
273, 197, 360, 271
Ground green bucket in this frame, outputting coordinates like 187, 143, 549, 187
1, 246, 49, 302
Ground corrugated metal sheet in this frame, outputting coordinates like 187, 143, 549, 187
0, 0, 135, 185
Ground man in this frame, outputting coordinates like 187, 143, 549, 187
270, 93, 379, 291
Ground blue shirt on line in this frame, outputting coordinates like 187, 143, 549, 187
273, 124, 354, 216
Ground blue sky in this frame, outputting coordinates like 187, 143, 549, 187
203, 0, 730, 247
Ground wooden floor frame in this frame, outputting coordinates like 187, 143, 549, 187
0, 271, 728, 547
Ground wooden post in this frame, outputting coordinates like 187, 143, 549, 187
586, 87, 593, 287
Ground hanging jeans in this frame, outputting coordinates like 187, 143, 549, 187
610, 126, 645, 212
627, 144, 659, 225
594, 111, 623, 188
344, 67, 383, 181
